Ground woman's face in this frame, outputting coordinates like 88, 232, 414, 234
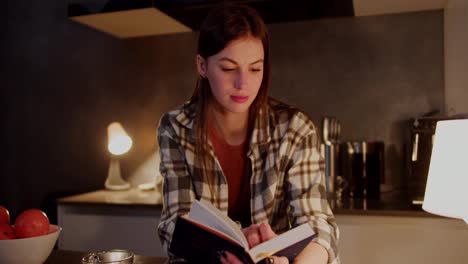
197, 36, 264, 114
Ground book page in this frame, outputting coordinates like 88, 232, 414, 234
188, 200, 249, 248
248, 223, 315, 262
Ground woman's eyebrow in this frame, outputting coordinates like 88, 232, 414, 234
219, 57, 264, 65
250, 59, 264, 65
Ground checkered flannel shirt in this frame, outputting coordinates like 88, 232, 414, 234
157, 98, 340, 263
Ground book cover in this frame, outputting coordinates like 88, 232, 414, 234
169, 200, 316, 263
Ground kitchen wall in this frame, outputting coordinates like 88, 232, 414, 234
1, 0, 444, 221
121, 10, 444, 193
445, 0, 468, 114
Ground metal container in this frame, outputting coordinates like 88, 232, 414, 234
321, 116, 342, 199
82, 249, 134, 264
338, 141, 384, 200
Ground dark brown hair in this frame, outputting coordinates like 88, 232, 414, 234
191, 3, 270, 197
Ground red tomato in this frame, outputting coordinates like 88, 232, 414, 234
0, 224, 16, 239
0, 206, 10, 225
14, 209, 50, 238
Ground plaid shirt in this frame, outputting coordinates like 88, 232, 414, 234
157, 98, 340, 263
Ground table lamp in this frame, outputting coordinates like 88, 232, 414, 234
422, 119, 468, 224
105, 122, 132, 190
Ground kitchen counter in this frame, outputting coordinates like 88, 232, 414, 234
331, 190, 434, 217
57, 187, 432, 217
57, 188, 165, 257
56, 188, 468, 264
45, 250, 167, 264
58, 187, 163, 208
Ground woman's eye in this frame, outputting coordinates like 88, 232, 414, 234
221, 68, 235, 72
250, 68, 262, 72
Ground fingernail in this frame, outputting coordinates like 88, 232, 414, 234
215, 250, 226, 261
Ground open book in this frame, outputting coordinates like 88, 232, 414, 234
169, 200, 316, 264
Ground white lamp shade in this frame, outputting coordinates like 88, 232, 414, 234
107, 122, 132, 155
422, 119, 468, 224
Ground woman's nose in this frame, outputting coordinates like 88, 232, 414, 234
235, 71, 248, 90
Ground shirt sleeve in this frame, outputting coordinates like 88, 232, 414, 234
157, 114, 196, 256
285, 116, 340, 264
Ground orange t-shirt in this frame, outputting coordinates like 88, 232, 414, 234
208, 125, 251, 226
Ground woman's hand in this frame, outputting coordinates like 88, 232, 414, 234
219, 223, 284, 263
242, 223, 277, 248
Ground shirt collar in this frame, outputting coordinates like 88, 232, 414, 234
174, 100, 197, 130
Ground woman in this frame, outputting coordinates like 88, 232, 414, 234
157, 3, 339, 264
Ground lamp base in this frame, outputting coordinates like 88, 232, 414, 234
105, 182, 131, 191
105, 159, 131, 191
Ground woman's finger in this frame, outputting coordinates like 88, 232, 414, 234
242, 224, 261, 248
245, 228, 261, 248
219, 252, 229, 264
241, 224, 257, 236
258, 223, 277, 242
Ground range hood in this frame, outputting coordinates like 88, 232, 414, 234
68, 0, 446, 39
68, 0, 353, 38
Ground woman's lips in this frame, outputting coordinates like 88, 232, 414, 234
230, 95, 249, 103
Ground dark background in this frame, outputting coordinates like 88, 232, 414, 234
1, 0, 443, 223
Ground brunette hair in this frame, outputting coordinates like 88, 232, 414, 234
191, 3, 270, 197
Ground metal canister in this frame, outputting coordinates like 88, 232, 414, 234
82, 249, 134, 264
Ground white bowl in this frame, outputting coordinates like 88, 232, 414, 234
0, 224, 61, 264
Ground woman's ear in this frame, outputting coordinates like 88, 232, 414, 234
196, 54, 207, 78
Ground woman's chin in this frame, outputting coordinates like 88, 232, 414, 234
226, 104, 251, 114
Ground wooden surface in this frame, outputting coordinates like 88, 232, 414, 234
45, 250, 168, 264
336, 214, 468, 264
57, 188, 162, 206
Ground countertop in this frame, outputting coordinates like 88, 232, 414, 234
331, 190, 435, 217
58, 188, 434, 217
58, 187, 162, 208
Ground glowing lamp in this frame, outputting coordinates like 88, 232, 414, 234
422, 119, 468, 224
108, 122, 133, 155
105, 122, 132, 190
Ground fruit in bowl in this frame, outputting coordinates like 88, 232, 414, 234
0, 206, 10, 225
0, 224, 61, 264
14, 209, 51, 238
0, 207, 61, 264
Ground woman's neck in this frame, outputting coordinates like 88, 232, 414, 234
210, 105, 249, 146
